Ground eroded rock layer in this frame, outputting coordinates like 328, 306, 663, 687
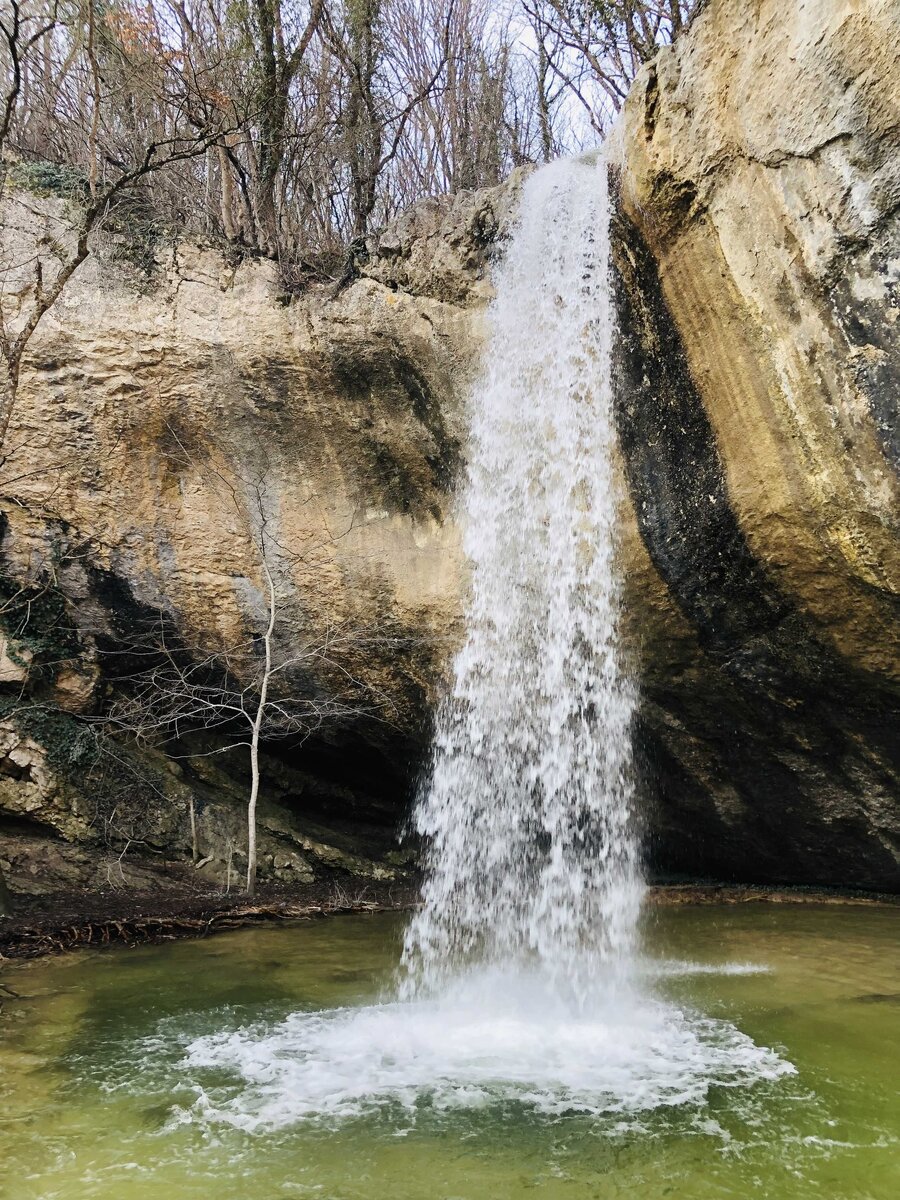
0, 180, 527, 897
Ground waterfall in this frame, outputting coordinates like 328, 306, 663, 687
178, 157, 794, 1128
402, 155, 643, 1001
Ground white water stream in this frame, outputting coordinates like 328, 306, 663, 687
179, 158, 793, 1128
401, 154, 641, 1004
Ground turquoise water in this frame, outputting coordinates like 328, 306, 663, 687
0, 903, 897, 1199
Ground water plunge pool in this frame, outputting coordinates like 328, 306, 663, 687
1, 903, 897, 1199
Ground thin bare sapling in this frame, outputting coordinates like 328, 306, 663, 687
101, 471, 379, 898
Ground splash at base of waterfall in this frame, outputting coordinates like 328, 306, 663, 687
175, 964, 794, 1132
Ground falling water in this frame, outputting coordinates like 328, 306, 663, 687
401, 154, 643, 1001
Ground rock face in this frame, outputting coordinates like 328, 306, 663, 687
0, 176, 524, 900
1, 0, 898, 901
613, 0, 899, 887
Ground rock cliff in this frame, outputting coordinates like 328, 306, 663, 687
613, 0, 899, 888
0, 0, 897, 903
0, 182, 507, 899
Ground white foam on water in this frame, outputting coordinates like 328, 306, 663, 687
175, 971, 794, 1132
644, 960, 772, 978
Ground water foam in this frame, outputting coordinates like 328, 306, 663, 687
177, 978, 794, 1131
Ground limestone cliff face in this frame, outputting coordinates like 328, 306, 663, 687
613, 0, 899, 887
0, 177, 524, 898
1, 0, 898, 901
0, 212, 471, 683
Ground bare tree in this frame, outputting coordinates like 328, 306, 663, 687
182, 0, 326, 257
103, 600, 367, 896
524, 0, 700, 134
319, 0, 459, 243
249, 0, 325, 254
97, 461, 382, 898
386, 0, 544, 197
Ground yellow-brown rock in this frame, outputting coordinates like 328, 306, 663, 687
0, 189, 497, 893
613, 0, 898, 886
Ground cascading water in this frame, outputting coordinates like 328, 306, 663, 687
175, 157, 794, 1129
401, 154, 643, 1004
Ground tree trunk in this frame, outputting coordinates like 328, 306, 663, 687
537, 43, 554, 164
189, 795, 200, 864
217, 144, 237, 241
246, 558, 276, 897
0, 360, 20, 454
254, 179, 280, 258
246, 722, 261, 898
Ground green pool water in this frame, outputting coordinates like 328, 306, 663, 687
0, 903, 897, 1200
